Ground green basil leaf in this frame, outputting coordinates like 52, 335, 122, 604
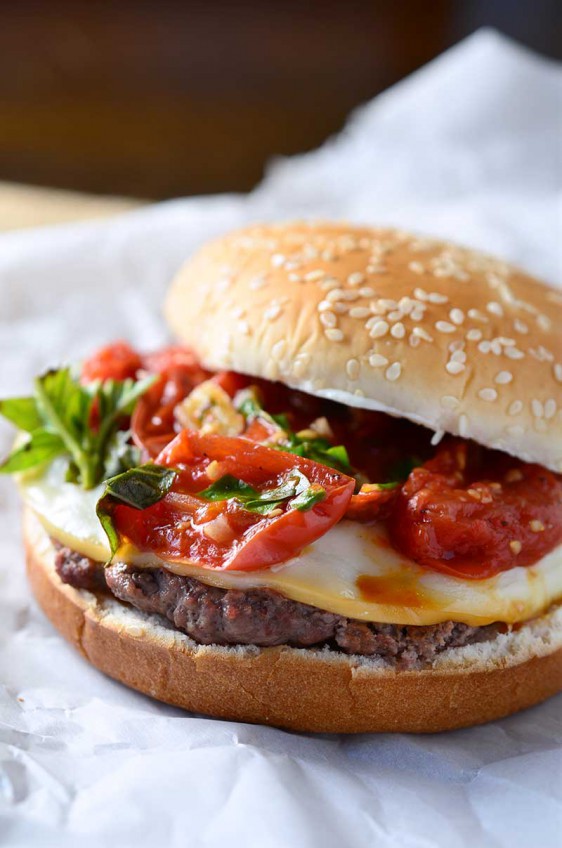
96, 464, 177, 556
198, 469, 313, 515
292, 484, 326, 511
198, 474, 258, 502
387, 455, 422, 483
0, 397, 43, 432
0, 430, 66, 473
99, 463, 177, 509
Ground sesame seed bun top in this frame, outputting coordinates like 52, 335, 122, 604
164, 222, 562, 473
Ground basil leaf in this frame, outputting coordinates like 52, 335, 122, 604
0, 430, 66, 473
292, 484, 326, 511
197, 469, 322, 514
387, 455, 422, 483
0, 397, 42, 432
198, 474, 258, 502
96, 464, 177, 556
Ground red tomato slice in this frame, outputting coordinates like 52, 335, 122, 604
390, 441, 562, 578
82, 341, 142, 383
111, 430, 355, 571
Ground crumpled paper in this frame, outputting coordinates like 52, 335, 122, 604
0, 29, 561, 848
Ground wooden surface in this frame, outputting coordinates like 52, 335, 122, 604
0, 182, 143, 231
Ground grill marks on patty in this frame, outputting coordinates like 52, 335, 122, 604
53, 544, 498, 668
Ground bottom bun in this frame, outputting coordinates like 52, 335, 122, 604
24, 510, 562, 734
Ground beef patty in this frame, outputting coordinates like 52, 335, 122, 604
53, 544, 499, 668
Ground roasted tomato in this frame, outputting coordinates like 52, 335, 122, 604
346, 484, 398, 522
131, 347, 211, 457
110, 430, 355, 570
81, 341, 142, 383
390, 441, 562, 578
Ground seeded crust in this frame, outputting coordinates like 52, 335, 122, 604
165, 222, 562, 473
24, 511, 562, 733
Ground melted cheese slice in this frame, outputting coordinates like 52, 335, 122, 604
19, 459, 562, 627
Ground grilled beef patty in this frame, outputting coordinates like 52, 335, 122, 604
53, 544, 498, 668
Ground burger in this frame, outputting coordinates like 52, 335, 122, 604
2, 222, 561, 733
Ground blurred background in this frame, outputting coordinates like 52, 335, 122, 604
0, 0, 559, 215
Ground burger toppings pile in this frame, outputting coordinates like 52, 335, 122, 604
2, 342, 561, 579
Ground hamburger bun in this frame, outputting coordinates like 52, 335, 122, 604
165, 222, 562, 472
24, 510, 562, 734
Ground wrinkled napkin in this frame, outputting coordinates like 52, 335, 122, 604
1, 29, 561, 848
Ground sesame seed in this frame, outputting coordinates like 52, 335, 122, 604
459, 414, 469, 437
505, 347, 524, 360
497, 337, 515, 346
325, 328, 344, 342
379, 298, 398, 310
347, 272, 365, 286
450, 349, 467, 363
346, 358, 360, 380
369, 320, 390, 339
409, 334, 420, 348
264, 303, 282, 321
468, 308, 489, 323
326, 288, 345, 302
465, 329, 483, 342
412, 327, 433, 342
531, 400, 544, 418
441, 395, 460, 409
410, 308, 425, 322
385, 362, 402, 382
319, 311, 337, 328
495, 371, 513, 384
304, 269, 325, 282
554, 364, 562, 383
271, 339, 287, 361
271, 253, 286, 267
431, 430, 445, 446
435, 321, 456, 334
513, 319, 528, 334
409, 261, 424, 274
341, 290, 360, 302
487, 301, 503, 316
349, 306, 371, 319
449, 308, 465, 325
428, 292, 449, 304
479, 388, 498, 402
391, 322, 406, 339
413, 287, 429, 301
530, 520, 545, 533
537, 314, 551, 331
398, 296, 414, 314
509, 541, 522, 554
332, 302, 348, 314
288, 273, 302, 283
508, 400, 523, 416
544, 399, 557, 420
446, 361, 465, 375
387, 310, 404, 322
369, 353, 389, 368
318, 299, 333, 312
490, 339, 502, 355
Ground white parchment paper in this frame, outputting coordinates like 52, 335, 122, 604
1, 30, 561, 847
